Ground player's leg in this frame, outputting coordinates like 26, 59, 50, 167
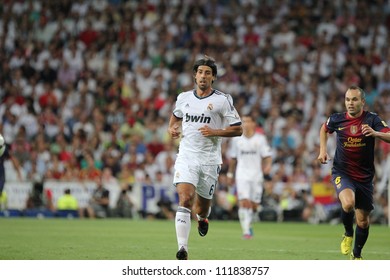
238, 199, 253, 238
249, 182, 263, 236
236, 179, 252, 238
173, 158, 200, 259
175, 183, 196, 259
351, 208, 370, 259
194, 194, 212, 237
194, 164, 220, 237
251, 201, 260, 234
338, 188, 355, 255
351, 186, 373, 259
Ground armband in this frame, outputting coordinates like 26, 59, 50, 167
264, 174, 272, 181
227, 172, 233, 178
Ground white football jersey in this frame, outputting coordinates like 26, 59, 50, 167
228, 133, 272, 181
173, 89, 241, 164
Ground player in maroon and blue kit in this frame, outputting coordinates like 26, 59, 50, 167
318, 85, 390, 260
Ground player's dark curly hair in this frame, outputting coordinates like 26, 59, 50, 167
193, 55, 217, 77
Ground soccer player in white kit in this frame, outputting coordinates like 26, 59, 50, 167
168, 56, 242, 260
227, 115, 272, 239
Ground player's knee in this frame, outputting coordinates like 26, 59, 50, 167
177, 185, 196, 208
178, 194, 194, 209
357, 219, 369, 228
355, 211, 370, 228
179, 200, 193, 209
239, 199, 251, 208
341, 200, 355, 212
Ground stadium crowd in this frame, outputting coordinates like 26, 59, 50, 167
0, 0, 389, 224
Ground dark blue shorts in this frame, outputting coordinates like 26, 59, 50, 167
331, 172, 374, 211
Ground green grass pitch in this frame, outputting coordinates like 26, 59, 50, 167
0, 218, 389, 260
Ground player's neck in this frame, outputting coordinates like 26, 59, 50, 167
244, 131, 255, 138
196, 88, 213, 97
347, 110, 364, 119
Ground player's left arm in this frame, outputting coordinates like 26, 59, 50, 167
362, 126, 390, 143
199, 95, 243, 137
199, 123, 242, 137
362, 115, 390, 143
262, 156, 272, 177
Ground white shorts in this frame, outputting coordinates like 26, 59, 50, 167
235, 178, 263, 204
173, 157, 221, 200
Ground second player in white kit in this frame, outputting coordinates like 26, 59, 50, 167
227, 115, 272, 239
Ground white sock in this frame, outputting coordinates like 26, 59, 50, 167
238, 207, 253, 235
175, 206, 191, 251
248, 208, 254, 232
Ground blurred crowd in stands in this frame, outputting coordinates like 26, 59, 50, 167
0, 0, 389, 224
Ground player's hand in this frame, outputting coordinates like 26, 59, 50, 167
317, 153, 330, 164
168, 124, 181, 139
362, 124, 376, 137
198, 125, 214, 137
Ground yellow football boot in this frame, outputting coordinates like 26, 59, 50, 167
340, 235, 353, 255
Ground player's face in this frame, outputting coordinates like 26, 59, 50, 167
345, 89, 365, 117
242, 116, 256, 134
195, 65, 214, 91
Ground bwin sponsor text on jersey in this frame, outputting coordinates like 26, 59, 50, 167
185, 113, 211, 123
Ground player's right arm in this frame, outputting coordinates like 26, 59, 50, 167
318, 123, 330, 164
227, 157, 237, 186
168, 114, 182, 139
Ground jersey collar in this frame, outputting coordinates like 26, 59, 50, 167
193, 89, 215, 99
